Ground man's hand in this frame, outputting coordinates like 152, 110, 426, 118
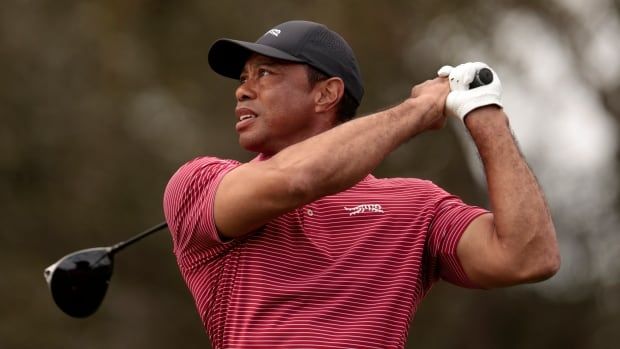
409, 77, 450, 130
438, 62, 503, 120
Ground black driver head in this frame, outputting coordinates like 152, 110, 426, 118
44, 247, 114, 318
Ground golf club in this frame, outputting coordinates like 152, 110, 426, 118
469, 67, 493, 88
43, 221, 168, 318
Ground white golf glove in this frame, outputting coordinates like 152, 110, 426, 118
437, 62, 503, 120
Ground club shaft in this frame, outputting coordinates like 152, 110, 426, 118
110, 221, 168, 254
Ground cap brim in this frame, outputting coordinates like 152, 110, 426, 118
208, 39, 304, 80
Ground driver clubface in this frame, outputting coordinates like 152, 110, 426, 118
44, 247, 114, 318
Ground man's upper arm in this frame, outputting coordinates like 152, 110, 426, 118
425, 188, 489, 288
164, 156, 305, 248
456, 213, 515, 288
214, 159, 307, 239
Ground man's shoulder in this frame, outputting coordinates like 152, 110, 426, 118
163, 156, 243, 225
360, 175, 439, 191
181, 156, 242, 168
166, 156, 242, 191
326, 175, 447, 202
355, 175, 457, 204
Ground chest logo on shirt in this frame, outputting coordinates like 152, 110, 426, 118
344, 203, 385, 216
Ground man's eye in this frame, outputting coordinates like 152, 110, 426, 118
258, 69, 271, 77
239, 76, 247, 84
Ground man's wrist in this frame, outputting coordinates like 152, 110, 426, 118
464, 105, 508, 130
402, 96, 442, 129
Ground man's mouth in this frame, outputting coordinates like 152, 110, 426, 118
236, 107, 258, 121
239, 114, 257, 121
235, 108, 258, 131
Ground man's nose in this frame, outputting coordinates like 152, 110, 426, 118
235, 80, 257, 102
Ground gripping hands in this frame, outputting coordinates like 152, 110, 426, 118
437, 62, 503, 120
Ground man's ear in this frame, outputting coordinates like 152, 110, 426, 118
314, 77, 344, 114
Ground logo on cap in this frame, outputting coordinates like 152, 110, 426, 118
265, 29, 281, 37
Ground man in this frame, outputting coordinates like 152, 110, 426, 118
163, 20, 560, 348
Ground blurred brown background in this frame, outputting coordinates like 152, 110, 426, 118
2, 0, 619, 348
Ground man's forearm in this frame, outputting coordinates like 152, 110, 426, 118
270, 97, 437, 203
465, 106, 560, 280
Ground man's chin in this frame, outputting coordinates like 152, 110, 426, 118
239, 137, 264, 154
239, 138, 281, 156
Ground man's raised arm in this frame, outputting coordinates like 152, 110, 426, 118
214, 78, 450, 239
440, 63, 560, 288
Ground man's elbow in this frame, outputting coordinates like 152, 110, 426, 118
528, 251, 561, 283
492, 253, 560, 288
515, 239, 561, 284
492, 226, 561, 286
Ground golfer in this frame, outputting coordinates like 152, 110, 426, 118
163, 20, 560, 348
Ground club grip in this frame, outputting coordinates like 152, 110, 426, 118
469, 68, 493, 88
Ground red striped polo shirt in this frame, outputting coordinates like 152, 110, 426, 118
163, 156, 488, 348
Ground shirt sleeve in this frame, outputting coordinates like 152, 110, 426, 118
163, 156, 241, 262
426, 184, 489, 289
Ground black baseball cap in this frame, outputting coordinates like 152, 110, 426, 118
208, 20, 364, 106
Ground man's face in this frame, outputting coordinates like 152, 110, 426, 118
234, 54, 320, 155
